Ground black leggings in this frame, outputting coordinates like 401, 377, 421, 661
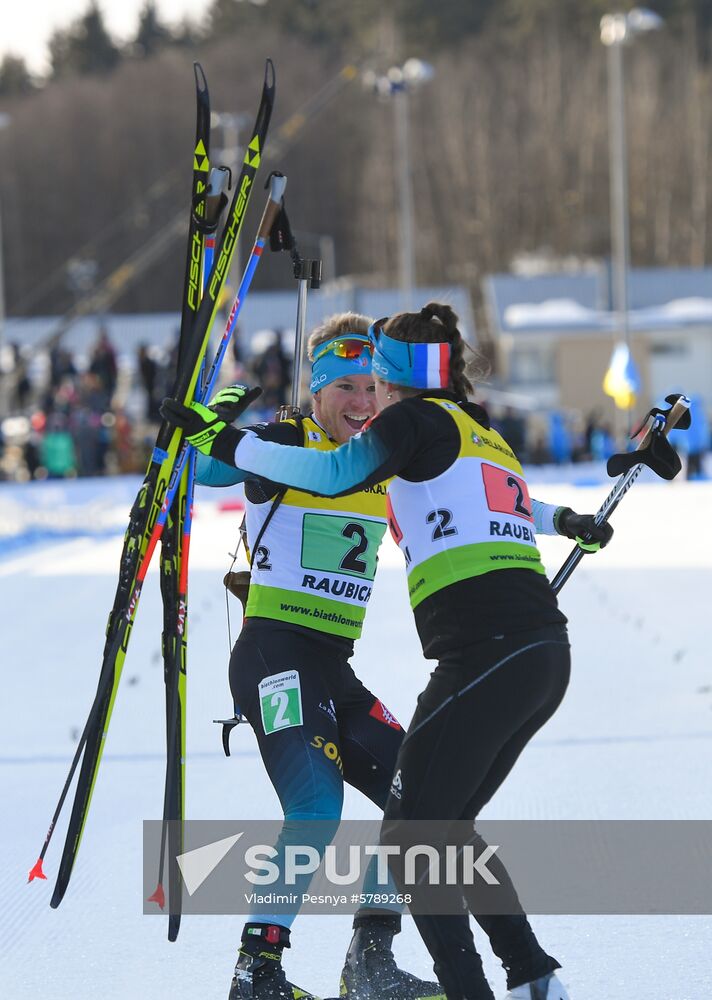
382, 623, 571, 1000
230, 618, 405, 822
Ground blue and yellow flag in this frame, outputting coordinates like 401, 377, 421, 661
603, 342, 640, 410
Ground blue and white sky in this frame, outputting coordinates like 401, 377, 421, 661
2, 0, 214, 77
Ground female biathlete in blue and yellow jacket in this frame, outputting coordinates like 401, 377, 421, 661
165, 304, 611, 1000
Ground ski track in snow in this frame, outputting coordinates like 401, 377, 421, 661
1, 480, 711, 999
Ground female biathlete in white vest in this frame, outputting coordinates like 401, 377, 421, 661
164, 304, 612, 1000
195, 313, 443, 1000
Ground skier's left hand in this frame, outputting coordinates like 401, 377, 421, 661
160, 386, 262, 464
555, 507, 613, 551
209, 384, 262, 424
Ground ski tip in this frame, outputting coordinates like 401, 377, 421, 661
28, 858, 47, 882
147, 884, 166, 910
193, 62, 207, 93
264, 58, 276, 89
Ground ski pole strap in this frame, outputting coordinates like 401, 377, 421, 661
268, 193, 296, 253
575, 537, 601, 553
193, 166, 231, 233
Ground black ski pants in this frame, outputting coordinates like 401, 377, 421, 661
381, 623, 571, 1000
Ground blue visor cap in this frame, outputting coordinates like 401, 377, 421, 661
309, 334, 373, 393
368, 319, 451, 389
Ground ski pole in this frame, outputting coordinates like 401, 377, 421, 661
551, 394, 691, 594
27, 739, 85, 881
291, 257, 322, 411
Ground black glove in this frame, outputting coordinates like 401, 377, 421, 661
160, 385, 262, 466
555, 507, 613, 551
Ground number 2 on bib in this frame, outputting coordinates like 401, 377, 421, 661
339, 522, 368, 573
481, 463, 533, 521
426, 508, 458, 540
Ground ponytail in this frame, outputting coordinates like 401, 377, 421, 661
384, 301, 488, 398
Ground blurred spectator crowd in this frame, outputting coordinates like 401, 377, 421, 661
1, 329, 131, 481
0, 325, 294, 482
487, 405, 617, 467
0, 324, 708, 481
485, 397, 709, 480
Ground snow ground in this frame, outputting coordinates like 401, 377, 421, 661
0, 476, 711, 999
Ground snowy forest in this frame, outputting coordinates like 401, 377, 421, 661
1, 0, 712, 316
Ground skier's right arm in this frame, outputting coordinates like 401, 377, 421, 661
194, 453, 246, 487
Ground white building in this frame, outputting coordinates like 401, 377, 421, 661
484, 267, 712, 415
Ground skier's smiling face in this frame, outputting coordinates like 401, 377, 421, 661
312, 375, 377, 444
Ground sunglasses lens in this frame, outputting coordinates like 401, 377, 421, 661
333, 339, 372, 359
315, 337, 371, 362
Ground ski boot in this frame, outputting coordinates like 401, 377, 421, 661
503, 972, 570, 1000
339, 913, 445, 999
229, 923, 318, 999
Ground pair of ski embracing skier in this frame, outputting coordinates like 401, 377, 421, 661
164, 304, 613, 1000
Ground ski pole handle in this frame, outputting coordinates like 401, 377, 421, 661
551, 395, 691, 594
654, 395, 690, 441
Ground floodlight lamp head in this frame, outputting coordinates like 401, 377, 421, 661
402, 58, 435, 85
600, 7, 664, 45
627, 7, 665, 34
600, 13, 628, 46
387, 66, 405, 89
362, 69, 378, 91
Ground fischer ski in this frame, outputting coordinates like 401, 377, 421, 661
29, 59, 276, 907
147, 63, 225, 941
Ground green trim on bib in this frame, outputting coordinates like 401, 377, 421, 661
246, 583, 367, 639
407, 541, 546, 608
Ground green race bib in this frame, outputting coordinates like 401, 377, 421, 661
258, 670, 303, 735
301, 513, 381, 580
